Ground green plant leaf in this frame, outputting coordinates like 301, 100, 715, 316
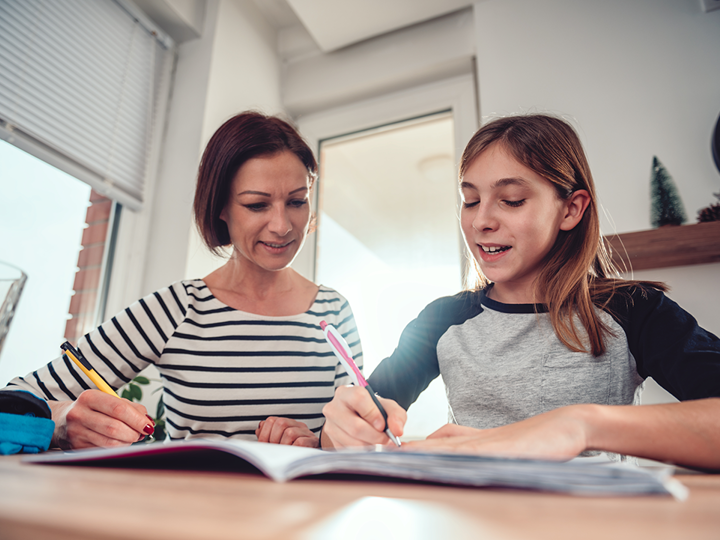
133, 376, 150, 385
129, 384, 143, 402
153, 419, 167, 442
121, 389, 132, 400
156, 396, 165, 418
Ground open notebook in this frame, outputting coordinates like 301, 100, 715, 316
23, 438, 687, 498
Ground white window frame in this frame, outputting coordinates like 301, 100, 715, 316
294, 73, 479, 281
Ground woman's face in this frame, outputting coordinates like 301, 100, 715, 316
220, 151, 312, 273
460, 144, 581, 303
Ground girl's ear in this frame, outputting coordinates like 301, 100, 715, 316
559, 189, 591, 231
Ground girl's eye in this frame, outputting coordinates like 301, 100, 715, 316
462, 201, 479, 209
503, 199, 525, 208
288, 199, 308, 208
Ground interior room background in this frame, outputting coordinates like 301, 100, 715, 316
1, 0, 718, 439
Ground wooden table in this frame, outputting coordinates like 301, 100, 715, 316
1, 454, 718, 540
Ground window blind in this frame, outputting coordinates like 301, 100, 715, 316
0, 0, 174, 210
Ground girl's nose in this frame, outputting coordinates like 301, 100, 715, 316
472, 203, 498, 232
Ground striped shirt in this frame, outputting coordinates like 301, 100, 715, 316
7, 280, 363, 441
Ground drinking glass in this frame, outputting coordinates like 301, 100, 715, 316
0, 261, 27, 357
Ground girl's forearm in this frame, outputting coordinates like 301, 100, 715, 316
582, 398, 720, 470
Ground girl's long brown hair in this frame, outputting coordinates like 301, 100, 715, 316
460, 114, 665, 356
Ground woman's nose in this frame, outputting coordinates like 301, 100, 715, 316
268, 206, 292, 236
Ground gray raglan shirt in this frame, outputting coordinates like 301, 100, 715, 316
368, 285, 720, 429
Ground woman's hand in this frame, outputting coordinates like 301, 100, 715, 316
404, 406, 590, 461
48, 390, 153, 450
255, 417, 319, 447
321, 385, 406, 448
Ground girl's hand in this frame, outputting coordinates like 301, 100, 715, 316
321, 385, 406, 448
405, 406, 590, 461
48, 390, 153, 450
255, 417, 319, 447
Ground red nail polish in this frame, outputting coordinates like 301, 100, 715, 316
143, 424, 155, 435
146, 415, 155, 426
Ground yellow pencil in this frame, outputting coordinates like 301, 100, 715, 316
60, 341, 119, 398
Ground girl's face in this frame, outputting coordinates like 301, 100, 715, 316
460, 144, 587, 303
220, 151, 312, 274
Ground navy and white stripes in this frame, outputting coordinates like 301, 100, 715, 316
7, 280, 363, 441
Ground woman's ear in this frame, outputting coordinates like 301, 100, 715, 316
559, 189, 591, 231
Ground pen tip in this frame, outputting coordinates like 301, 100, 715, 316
319, 321, 327, 330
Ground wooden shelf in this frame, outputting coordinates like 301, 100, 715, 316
603, 220, 720, 271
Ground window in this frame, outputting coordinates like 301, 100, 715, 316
297, 75, 478, 439
0, 0, 173, 385
0, 140, 97, 385
316, 113, 462, 438
0, 0, 174, 210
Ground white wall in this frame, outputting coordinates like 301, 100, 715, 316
473, 0, 720, 236
108, 0, 286, 315
284, 8, 475, 117
473, 0, 720, 402
185, 0, 285, 281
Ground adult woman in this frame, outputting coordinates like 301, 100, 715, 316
6, 111, 362, 450
322, 114, 720, 470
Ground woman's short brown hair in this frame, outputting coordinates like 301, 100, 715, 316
193, 111, 317, 254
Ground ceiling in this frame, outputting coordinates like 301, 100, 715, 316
252, 0, 473, 52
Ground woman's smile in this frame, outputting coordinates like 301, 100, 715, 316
259, 239, 295, 253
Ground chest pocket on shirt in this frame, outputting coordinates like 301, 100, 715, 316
541, 351, 611, 411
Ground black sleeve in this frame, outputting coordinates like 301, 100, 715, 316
617, 287, 720, 400
367, 291, 483, 410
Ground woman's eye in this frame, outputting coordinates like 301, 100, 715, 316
288, 199, 308, 208
503, 199, 525, 208
244, 203, 267, 211
462, 201, 479, 209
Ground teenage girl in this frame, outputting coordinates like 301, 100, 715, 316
321, 114, 720, 470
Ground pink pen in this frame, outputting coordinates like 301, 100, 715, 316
320, 321, 401, 447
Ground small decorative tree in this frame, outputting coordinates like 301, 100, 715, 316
650, 156, 686, 227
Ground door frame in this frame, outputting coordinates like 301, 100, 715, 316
293, 74, 479, 281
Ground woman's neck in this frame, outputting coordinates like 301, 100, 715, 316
208, 256, 296, 298
202, 253, 319, 317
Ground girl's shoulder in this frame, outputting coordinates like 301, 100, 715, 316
416, 289, 485, 324
594, 279, 670, 323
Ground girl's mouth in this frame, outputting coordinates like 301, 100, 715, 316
481, 245, 511, 254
